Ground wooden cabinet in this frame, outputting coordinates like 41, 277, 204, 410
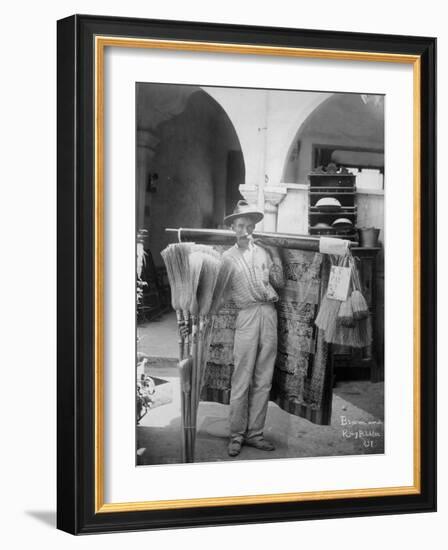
332, 247, 383, 382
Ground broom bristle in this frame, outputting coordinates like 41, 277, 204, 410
188, 251, 205, 315
326, 312, 372, 347
350, 290, 369, 320
349, 258, 369, 320
197, 317, 215, 399
161, 243, 193, 311
209, 258, 234, 315
326, 321, 354, 346
177, 245, 194, 313
197, 255, 221, 316
327, 320, 363, 347
161, 245, 179, 310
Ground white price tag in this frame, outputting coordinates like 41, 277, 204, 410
327, 265, 352, 301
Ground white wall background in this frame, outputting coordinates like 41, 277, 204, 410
0, 0, 444, 548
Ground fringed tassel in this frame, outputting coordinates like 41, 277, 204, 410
326, 320, 355, 346
326, 307, 372, 347
349, 256, 369, 320
315, 295, 341, 333
319, 252, 372, 347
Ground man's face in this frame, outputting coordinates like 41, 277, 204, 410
232, 216, 255, 248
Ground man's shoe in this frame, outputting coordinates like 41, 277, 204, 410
245, 438, 275, 451
228, 439, 242, 457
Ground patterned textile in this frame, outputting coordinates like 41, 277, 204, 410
201, 249, 333, 425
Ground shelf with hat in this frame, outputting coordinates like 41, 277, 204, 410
307, 163, 358, 242
308, 163, 356, 187
309, 208, 357, 215
308, 163, 382, 382
310, 191, 355, 204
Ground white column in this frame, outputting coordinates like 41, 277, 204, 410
263, 186, 287, 232
238, 184, 259, 206
276, 183, 309, 234
238, 184, 263, 230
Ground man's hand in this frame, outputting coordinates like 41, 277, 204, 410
254, 239, 285, 289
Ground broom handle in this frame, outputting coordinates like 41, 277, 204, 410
183, 388, 190, 463
192, 317, 214, 452
195, 317, 205, 417
197, 316, 212, 410
183, 310, 190, 357
187, 428, 195, 463
190, 317, 199, 461
176, 310, 184, 360
187, 318, 204, 462
185, 389, 192, 462
184, 380, 192, 462
198, 318, 213, 399
178, 361, 187, 463
166, 227, 356, 251
181, 387, 186, 463
179, 357, 195, 462
191, 315, 209, 460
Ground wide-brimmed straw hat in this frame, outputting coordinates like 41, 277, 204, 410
223, 200, 264, 225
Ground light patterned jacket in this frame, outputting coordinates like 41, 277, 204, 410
223, 242, 284, 309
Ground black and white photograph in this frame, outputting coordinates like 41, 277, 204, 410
135, 83, 385, 465
0, 0, 440, 542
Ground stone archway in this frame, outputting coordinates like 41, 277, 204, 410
274, 92, 385, 234
203, 88, 333, 230
136, 83, 245, 265
280, 94, 335, 184
280, 93, 385, 184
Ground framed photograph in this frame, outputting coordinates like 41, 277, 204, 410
57, 14, 436, 534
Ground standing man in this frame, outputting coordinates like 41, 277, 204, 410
223, 200, 284, 457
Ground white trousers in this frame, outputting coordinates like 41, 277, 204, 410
230, 303, 277, 442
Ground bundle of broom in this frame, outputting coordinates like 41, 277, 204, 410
193, 255, 234, 414
161, 243, 234, 462
315, 254, 346, 335
315, 252, 372, 348
160, 242, 194, 359
186, 247, 220, 458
